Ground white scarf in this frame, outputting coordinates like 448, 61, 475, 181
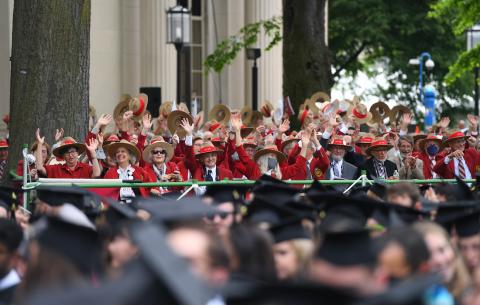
117, 165, 136, 198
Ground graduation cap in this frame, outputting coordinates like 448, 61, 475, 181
24, 222, 212, 305
245, 194, 302, 227
102, 197, 139, 234
34, 209, 101, 276
371, 202, 429, 228
223, 282, 360, 305
269, 216, 311, 244
349, 179, 388, 201
35, 186, 102, 217
315, 228, 376, 266
452, 176, 476, 201
251, 177, 298, 206
136, 197, 219, 224
204, 184, 250, 205
435, 202, 480, 237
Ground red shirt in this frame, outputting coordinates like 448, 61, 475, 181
44, 162, 93, 178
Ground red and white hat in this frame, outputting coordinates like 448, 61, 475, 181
52, 137, 86, 158
195, 141, 224, 159
327, 136, 350, 150
129, 93, 148, 120
366, 138, 393, 155
443, 131, 468, 146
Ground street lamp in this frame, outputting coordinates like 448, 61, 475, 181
166, 5, 191, 104
409, 52, 435, 128
246, 48, 261, 111
467, 23, 480, 116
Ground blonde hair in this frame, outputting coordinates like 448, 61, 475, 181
290, 239, 314, 276
413, 221, 471, 299
257, 153, 282, 180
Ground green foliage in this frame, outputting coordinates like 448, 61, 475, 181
203, 16, 282, 74
429, 0, 480, 84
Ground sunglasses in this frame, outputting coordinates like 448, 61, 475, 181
206, 212, 232, 220
152, 150, 167, 155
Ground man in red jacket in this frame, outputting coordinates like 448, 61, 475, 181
433, 131, 480, 179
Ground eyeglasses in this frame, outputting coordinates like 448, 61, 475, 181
152, 150, 167, 155
206, 212, 232, 220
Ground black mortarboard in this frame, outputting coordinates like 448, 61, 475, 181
371, 203, 429, 228
252, 175, 298, 205
435, 202, 480, 237
35, 215, 101, 276
315, 228, 376, 266
102, 197, 139, 233
35, 186, 102, 216
452, 176, 476, 200
269, 216, 311, 244
137, 197, 219, 224
224, 282, 360, 305
245, 195, 301, 227
349, 179, 388, 201
204, 184, 250, 205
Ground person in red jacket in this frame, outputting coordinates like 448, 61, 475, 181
192, 141, 233, 181
433, 131, 480, 179
142, 136, 181, 195
416, 135, 443, 179
104, 140, 151, 202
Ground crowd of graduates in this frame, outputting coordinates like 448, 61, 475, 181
0, 92, 478, 304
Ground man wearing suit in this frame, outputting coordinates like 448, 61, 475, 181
324, 136, 359, 181
361, 138, 398, 180
389, 136, 424, 179
433, 131, 480, 179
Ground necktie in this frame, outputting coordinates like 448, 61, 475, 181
376, 160, 386, 178
205, 169, 213, 181
458, 158, 466, 179
331, 161, 341, 178
306, 161, 312, 179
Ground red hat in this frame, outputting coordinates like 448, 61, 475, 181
418, 134, 442, 151
327, 136, 350, 150
356, 134, 374, 145
103, 134, 120, 147
209, 121, 221, 133
366, 138, 393, 156
129, 93, 148, 120
443, 131, 468, 146
0, 139, 8, 148
52, 137, 86, 158
195, 142, 224, 159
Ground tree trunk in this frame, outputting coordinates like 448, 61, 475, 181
283, 0, 331, 126
6, 0, 90, 181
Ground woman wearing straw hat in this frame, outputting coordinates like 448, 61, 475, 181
34, 129, 101, 179
142, 136, 182, 195
433, 131, 480, 179
104, 140, 151, 202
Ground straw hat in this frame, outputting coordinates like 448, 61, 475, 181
366, 138, 393, 156
356, 133, 375, 145
348, 97, 372, 124
129, 93, 148, 121
280, 138, 299, 152
167, 110, 194, 138
142, 137, 174, 163
103, 134, 120, 148
327, 136, 351, 150
443, 131, 468, 147
208, 104, 231, 125
52, 137, 86, 158
243, 137, 258, 149
113, 94, 132, 119
418, 134, 443, 151
249, 111, 264, 128
195, 141, 224, 159
310, 91, 330, 105
240, 125, 254, 138
106, 139, 141, 162
260, 100, 274, 118
389, 105, 411, 126
159, 101, 173, 118
370, 102, 390, 123
254, 144, 286, 163
241, 106, 253, 125
412, 134, 428, 144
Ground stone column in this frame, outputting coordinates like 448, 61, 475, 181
0, 0, 13, 117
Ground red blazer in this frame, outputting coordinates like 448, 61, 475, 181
280, 155, 308, 180
432, 148, 480, 179
308, 147, 332, 180
193, 165, 233, 181
417, 152, 443, 179
103, 165, 151, 199
234, 145, 261, 179
143, 162, 182, 193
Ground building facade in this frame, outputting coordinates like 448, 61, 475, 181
0, 0, 283, 121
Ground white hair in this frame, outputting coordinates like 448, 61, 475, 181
256, 153, 282, 180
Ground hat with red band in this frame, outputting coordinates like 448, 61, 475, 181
366, 138, 393, 155
327, 136, 351, 150
52, 137, 87, 158
195, 142, 224, 159
129, 93, 148, 120
418, 134, 443, 151
443, 131, 468, 146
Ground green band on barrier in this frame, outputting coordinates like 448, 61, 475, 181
23, 179, 476, 189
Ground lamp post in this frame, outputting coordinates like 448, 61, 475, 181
467, 24, 480, 116
246, 48, 261, 110
166, 5, 191, 104
408, 52, 435, 128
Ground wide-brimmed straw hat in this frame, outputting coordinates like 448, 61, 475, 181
280, 138, 299, 152
208, 105, 231, 125
107, 139, 141, 162
113, 94, 132, 119
254, 145, 286, 163
167, 110, 193, 138
356, 133, 375, 145
260, 100, 274, 118
369, 101, 390, 124
418, 134, 443, 151
129, 93, 148, 120
52, 137, 86, 158
348, 97, 372, 124
327, 136, 351, 150
240, 125, 254, 138
366, 138, 393, 156
195, 141, 224, 159
389, 105, 411, 126
142, 137, 174, 163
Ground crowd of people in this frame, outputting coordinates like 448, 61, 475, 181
0, 93, 478, 304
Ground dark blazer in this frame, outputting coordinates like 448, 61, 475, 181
325, 159, 359, 180
361, 158, 398, 180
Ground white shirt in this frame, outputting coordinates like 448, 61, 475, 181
330, 159, 343, 180
444, 156, 472, 179
205, 166, 217, 181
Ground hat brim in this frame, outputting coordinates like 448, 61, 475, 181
208, 105, 231, 125
369, 102, 391, 123
129, 94, 149, 121
52, 143, 86, 158
280, 139, 299, 152
107, 142, 141, 162
366, 144, 393, 156
254, 148, 286, 164
328, 143, 351, 150
243, 143, 257, 149
167, 110, 193, 138
443, 135, 469, 146
142, 142, 174, 163
240, 127, 254, 139
418, 138, 442, 151
348, 109, 373, 124
113, 99, 130, 119
195, 148, 224, 159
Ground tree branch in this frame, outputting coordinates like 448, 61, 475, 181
332, 41, 368, 79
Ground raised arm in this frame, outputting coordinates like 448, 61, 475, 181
86, 138, 101, 178
34, 128, 47, 177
